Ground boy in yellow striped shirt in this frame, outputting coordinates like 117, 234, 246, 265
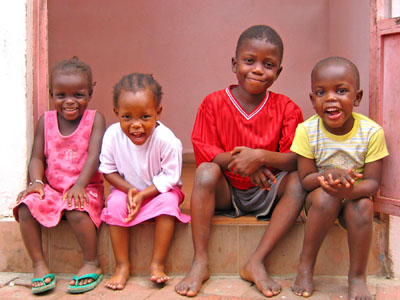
290, 57, 388, 300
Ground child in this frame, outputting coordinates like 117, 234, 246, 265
100, 73, 190, 290
291, 57, 388, 300
176, 25, 306, 298
14, 57, 106, 294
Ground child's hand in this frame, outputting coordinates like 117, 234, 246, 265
63, 185, 88, 209
318, 173, 358, 199
16, 183, 45, 202
228, 146, 264, 177
249, 166, 277, 191
323, 168, 363, 188
125, 189, 143, 223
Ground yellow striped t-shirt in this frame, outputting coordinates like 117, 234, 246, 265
290, 113, 388, 174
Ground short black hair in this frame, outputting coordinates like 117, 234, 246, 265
113, 73, 163, 108
235, 25, 284, 63
50, 56, 94, 95
311, 56, 360, 89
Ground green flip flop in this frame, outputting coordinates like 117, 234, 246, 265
32, 273, 56, 294
67, 273, 103, 294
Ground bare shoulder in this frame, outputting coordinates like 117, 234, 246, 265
93, 111, 106, 131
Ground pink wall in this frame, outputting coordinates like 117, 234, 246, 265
48, 0, 368, 153
328, 0, 370, 116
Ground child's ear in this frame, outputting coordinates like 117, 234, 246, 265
275, 66, 283, 80
309, 93, 316, 109
113, 107, 119, 117
156, 105, 163, 120
231, 57, 237, 73
354, 89, 363, 107
88, 88, 93, 100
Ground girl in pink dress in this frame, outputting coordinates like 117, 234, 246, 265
100, 73, 190, 290
14, 57, 106, 294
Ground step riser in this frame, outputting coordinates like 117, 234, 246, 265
0, 220, 385, 276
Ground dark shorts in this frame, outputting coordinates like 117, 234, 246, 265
218, 171, 287, 220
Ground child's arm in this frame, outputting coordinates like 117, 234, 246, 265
212, 152, 235, 171
103, 171, 138, 218
298, 155, 362, 192
318, 160, 382, 200
63, 112, 106, 208
17, 116, 46, 201
228, 146, 297, 176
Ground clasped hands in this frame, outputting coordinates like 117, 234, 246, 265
317, 168, 363, 199
228, 146, 277, 190
125, 187, 144, 223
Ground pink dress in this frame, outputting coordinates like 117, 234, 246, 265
13, 110, 104, 228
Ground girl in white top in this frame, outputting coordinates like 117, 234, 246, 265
100, 73, 190, 290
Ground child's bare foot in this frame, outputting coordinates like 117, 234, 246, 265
32, 261, 51, 288
150, 263, 169, 284
175, 259, 210, 297
105, 264, 130, 290
70, 260, 102, 286
292, 268, 314, 297
240, 258, 281, 298
348, 276, 372, 300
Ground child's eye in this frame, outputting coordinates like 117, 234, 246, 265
244, 58, 254, 64
56, 93, 65, 99
121, 115, 131, 120
142, 115, 151, 120
74, 93, 85, 98
264, 62, 274, 68
315, 90, 325, 96
337, 88, 347, 95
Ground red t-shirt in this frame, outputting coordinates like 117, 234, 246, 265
192, 85, 303, 190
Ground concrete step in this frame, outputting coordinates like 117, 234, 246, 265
0, 214, 386, 277
0, 163, 387, 277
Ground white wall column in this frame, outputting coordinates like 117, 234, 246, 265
0, 0, 33, 217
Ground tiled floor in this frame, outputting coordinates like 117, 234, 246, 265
1, 273, 399, 300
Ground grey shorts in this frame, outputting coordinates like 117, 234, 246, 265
219, 171, 287, 220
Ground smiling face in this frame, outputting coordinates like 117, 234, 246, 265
232, 38, 282, 98
51, 72, 91, 121
114, 89, 162, 146
311, 63, 363, 135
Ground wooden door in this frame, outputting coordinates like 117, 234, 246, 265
370, 0, 400, 216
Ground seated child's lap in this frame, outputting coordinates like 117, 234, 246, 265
13, 183, 104, 228
302, 195, 373, 231
101, 187, 190, 227
217, 171, 287, 220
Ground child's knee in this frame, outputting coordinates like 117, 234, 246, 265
347, 198, 373, 226
17, 204, 33, 222
286, 171, 306, 196
309, 190, 341, 213
194, 162, 222, 189
65, 210, 89, 224
280, 171, 307, 204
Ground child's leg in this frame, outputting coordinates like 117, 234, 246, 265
150, 214, 175, 283
106, 225, 130, 290
241, 171, 305, 297
343, 198, 373, 300
65, 210, 102, 286
175, 162, 232, 297
292, 187, 342, 297
18, 204, 51, 287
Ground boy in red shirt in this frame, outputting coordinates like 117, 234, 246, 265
176, 25, 306, 297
